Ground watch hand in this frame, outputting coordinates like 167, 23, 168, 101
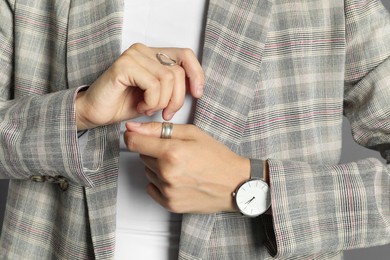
245, 197, 255, 204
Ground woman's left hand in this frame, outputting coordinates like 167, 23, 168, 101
124, 121, 250, 214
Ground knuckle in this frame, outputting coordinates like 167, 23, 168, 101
160, 69, 175, 83
158, 168, 172, 183
165, 200, 182, 213
181, 48, 195, 58
148, 77, 161, 89
172, 65, 185, 76
187, 124, 199, 135
121, 47, 138, 60
129, 42, 145, 51
167, 98, 183, 111
150, 121, 162, 132
160, 185, 174, 198
149, 121, 162, 133
163, 145, 181, 164
124, 133, 137, 151
157, 100, 169, 110
145, 81, 161, 106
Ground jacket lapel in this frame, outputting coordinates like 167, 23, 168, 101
180, 0, 273, 258
194, 0, 273, 151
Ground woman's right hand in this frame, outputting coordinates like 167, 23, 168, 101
75, 43, 204, 130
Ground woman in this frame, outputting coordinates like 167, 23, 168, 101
1, 0, 390, 259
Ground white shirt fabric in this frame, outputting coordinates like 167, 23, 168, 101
115, 1, 207, 259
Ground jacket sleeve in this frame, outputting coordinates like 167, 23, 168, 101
0, 0, 13, 101
264, 0, 390, 257
0, 0, 115, 188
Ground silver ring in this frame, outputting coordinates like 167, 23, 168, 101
161, 122, 173, 139
156, 52, 177, 66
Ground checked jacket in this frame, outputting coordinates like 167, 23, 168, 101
1, 0, 390, 259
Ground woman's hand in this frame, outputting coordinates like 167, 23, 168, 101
123, 121, 251, 214
76, 43, 204, 130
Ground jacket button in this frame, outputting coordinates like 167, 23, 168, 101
55, 176, 69, 191
30, 175, 46, 183
57, 180, 69, 191
45, 176, 55, 183
29, 175, 69, 191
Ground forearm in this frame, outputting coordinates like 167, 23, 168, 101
0, 87, 101, 186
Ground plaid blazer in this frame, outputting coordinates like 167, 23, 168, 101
1, 0, 390, 259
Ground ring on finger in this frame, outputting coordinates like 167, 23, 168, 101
156, 52, 177, 66
161, 122, 173, 139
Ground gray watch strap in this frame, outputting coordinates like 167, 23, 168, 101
249, 158, 264, 180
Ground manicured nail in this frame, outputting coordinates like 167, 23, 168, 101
146, 110, 155, 116
167, 113, 175, 120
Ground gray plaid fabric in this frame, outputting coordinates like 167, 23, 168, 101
1, 0, 390, 259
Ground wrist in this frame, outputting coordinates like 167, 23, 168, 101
232, 158, 271, 217
228, 157, 251, 212
75, 90, 91, 131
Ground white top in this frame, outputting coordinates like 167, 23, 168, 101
115, 1, 207, 259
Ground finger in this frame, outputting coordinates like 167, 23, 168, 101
147, 183, 167, 209
178, 49, 205, 98
124, 130, 170, 158
119, 50, 162, 113
145, 167, 162, 190
125, 121, 198, 140
136, 47, 177, 115
122, 44, 176, 114
140, 154, 159, 174
124, 122, 198, 159
143, 67, 175, 116
162, 66, 186, 120
156, 48, 204, 98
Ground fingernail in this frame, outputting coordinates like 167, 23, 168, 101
167, 113, 175, 120
137, 108, 145, 114
146, 110, 155, 116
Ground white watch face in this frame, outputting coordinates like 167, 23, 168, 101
235, 179, 271, 217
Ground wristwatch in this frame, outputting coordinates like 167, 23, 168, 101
233, 159, 271, 217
